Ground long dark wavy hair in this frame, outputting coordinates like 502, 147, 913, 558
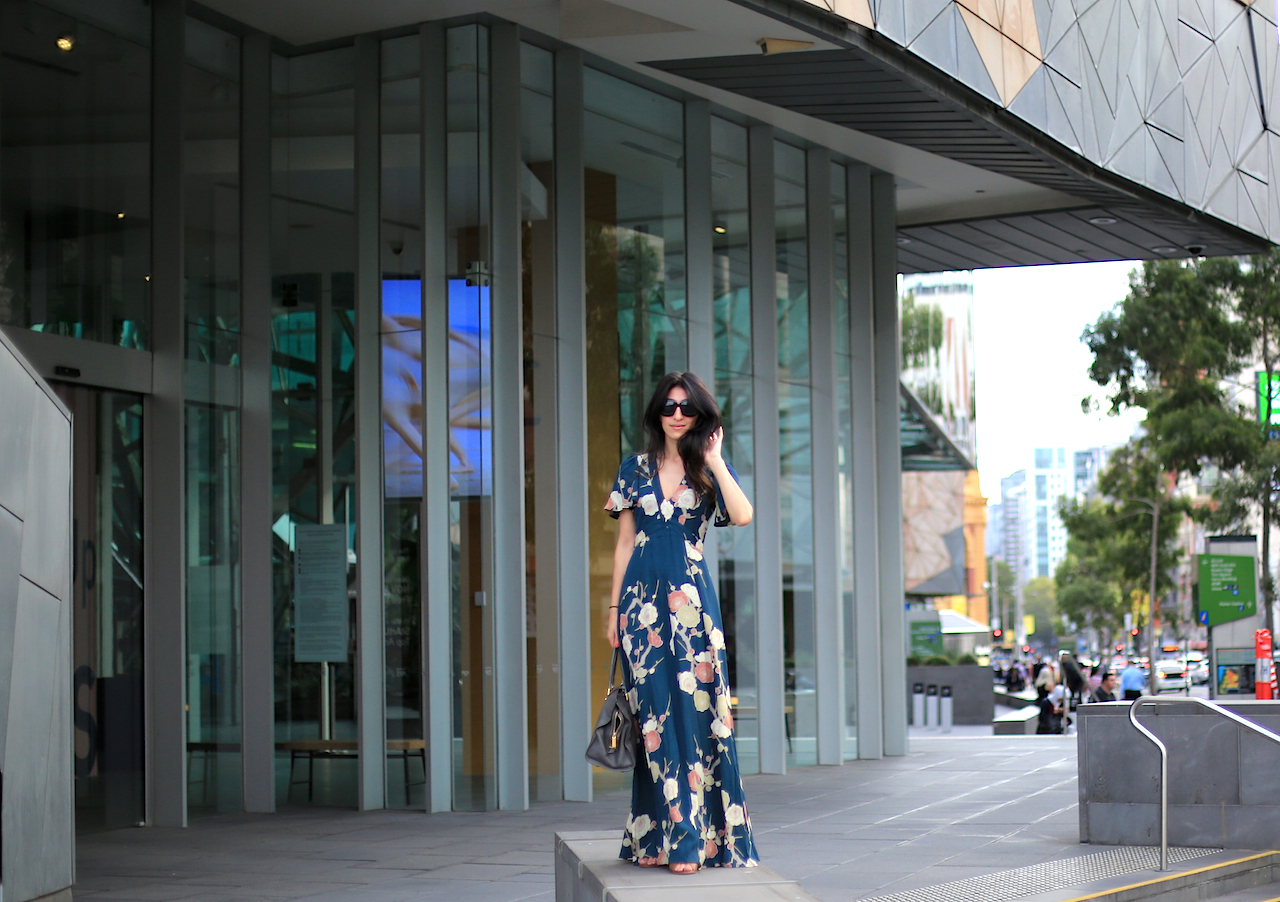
641, 372, 722, 501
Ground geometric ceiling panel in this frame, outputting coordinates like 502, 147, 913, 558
705, 0, 1280, 269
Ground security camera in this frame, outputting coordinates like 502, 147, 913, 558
1186, 244, 1205, 256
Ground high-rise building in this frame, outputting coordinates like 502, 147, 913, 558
998, 448, 1070, 589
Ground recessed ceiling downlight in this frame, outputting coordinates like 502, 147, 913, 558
1088, 216, 1117, 225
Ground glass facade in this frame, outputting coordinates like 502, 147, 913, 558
60, 386, 145, 833
710, 116, 758, 775
380, 33, 425, 809
2, 11, 904, 824
447, 24, 496, 812
583, 66, 687, 794
831, 162, 858, 761
183, 16, 242, 819
270, 45, 359, 808
774, 142, 816, 768
0, 0, 151, 346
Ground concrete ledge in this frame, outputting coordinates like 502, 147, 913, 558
993, 705, 1039, 735
555, 831, 820, 902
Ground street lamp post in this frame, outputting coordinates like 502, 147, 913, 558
1125, 496, 1161, 694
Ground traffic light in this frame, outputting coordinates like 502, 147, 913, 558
1116, 644, 1124, 652
1130, 627, 1139, 637
992, 628, 1003, 641
1022, 645, 1031, 653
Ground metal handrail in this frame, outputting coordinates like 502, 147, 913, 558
1128, 696, 1280, 871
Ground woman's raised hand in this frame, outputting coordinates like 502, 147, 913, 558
706, 426, 725, 464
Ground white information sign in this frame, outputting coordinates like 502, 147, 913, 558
293, 524, 350, 662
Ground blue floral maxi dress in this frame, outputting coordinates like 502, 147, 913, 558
604, 453, 760, 868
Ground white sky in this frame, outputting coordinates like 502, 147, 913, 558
973, 260, 1149, 503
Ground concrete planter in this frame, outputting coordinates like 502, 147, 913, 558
906, 665, 993, 726
1077, 700, 1280, 849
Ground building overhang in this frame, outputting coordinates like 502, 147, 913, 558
900, 382, 975, 472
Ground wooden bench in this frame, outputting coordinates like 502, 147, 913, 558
277, 739, 426, 803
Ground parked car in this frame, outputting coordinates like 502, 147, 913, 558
1185, 657, 1209, 685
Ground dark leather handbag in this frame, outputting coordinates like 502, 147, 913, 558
585, 648, 638, 772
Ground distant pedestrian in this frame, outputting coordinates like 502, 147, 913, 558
1090, 672, 1118, 703
1119, 661, 1146, 700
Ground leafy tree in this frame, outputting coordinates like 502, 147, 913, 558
1082, 254, 1280, 635
1023, 577, 1059, 646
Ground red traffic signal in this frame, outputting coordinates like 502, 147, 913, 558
1130, 628, 1139, 637
1021, 645, 1031, 653
992, 628, 1003, 638
1116, 644, 1124, 652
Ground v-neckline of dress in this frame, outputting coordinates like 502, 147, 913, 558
658, 470, 686, 504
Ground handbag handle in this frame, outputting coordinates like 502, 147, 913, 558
608, 647, 623, 692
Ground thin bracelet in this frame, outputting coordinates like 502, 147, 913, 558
609, 605, 618, 609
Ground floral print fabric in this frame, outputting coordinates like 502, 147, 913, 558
604, 453, 759, 868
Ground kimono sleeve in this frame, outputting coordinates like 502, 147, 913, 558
713, 460, 741, 527
604, 454, 639, 519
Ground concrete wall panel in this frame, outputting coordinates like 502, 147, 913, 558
0, 349, 35, 518
19, 397, 72, 603
0, 332, 74, 902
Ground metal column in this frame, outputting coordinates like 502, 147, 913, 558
353, 33, 386, 810
685, 99, 714, 385
239, 29, 274, 813
847, 164, 884, 760
419, 23, 453, 813
806, 149, 842, 766
554, 46, 592, 803
747, 126, 785, 775
870, 172, 906, 757
489, 20, 530, 811
145, 0, 187, 827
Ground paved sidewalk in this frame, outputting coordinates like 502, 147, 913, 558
75, 731, 1088, 902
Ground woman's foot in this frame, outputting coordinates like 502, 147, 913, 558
669, 862, 699, 875
637, 857, 660, 868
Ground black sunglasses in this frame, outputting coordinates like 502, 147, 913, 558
660, 398, 698, 418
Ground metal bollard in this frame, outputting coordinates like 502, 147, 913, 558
926, 684, 939, 729
940, 685, 953, 733
912, 682, 925, 726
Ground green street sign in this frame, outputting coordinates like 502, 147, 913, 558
909, 619, 943, 657
1197, 554, 1257, 626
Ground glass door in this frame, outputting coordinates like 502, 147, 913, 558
58, 385, 145, 834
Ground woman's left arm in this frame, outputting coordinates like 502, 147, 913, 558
705, 427, 753, 526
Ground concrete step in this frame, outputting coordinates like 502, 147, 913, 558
556, 830, 819, 902
1208, 884, 1280, 902
857, 849, 1280, 902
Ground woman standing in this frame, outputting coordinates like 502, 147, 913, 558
603, 372, 760, 874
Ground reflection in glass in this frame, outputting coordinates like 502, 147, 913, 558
60, 386, 145, 834
183, 17, 242, 818
270, 46, 359, 808
583, 67, 686, 794
184, 18, 240, 365
775, 141, 815, 768
0, 0, 151, 347
380, 33, 426, 809
520, 41, 559, 802
185, 401, 242, 816
447, 24, 496, 812
710, 116, 758, 775
831, 162, 857, 760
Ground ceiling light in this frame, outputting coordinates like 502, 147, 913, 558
713, 224, 727, 234
56, 35, 74, 51
1088, 216, 1117, 225
117, 212, 125, 219
897, 236, 912, 245
1151, 246, 1180, 254
144, 274, 150, 281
